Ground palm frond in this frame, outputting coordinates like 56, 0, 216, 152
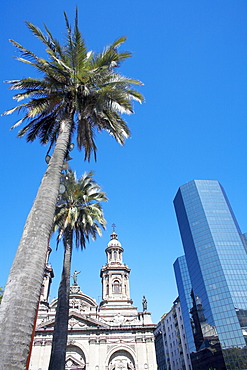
77, 115, 97, 160
99, 109, 131, 144
44, 24, 64, 58
63, 12, 75, 68
9, 39, 39, 63
18, 112, 59, 143
2, 103, 29, 117
4, 10, 144, 157
111, 36, 128, 49
73, 8, 88, 73
93, 37, 131, 70
25, 21, 59, 56
54, 169, 107, 250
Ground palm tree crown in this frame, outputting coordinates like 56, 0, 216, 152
54, 168, 107, 247
3, 10, 144, 160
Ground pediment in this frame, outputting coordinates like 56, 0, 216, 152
37, 311, 110, 330
50, 290, 97, 313
65, 354, 85, 369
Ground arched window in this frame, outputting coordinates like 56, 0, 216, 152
113, 280, 121, 293
65, 344, 86, 370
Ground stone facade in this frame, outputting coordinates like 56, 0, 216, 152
30, 232, 157, 370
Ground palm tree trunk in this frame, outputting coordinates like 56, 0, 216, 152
48, 230, 73, 370
0, 115, 73, 370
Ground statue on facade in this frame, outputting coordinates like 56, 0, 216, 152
72, 270, 81, 286
142, 296, 147, 312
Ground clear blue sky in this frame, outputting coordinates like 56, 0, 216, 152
1, 0, 246, 323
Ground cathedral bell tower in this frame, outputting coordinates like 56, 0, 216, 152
100, 231, 134, 310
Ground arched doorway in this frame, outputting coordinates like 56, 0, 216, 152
65, 344, 86, 369
108, 350, 135, 370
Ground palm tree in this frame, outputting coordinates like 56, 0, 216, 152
48, 169, 107, 370
0, 10, 143, 369
0, 287, 4, 304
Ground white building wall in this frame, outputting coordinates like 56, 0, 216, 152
30, 232, 157, 370
155, 299, 192, 370
30, 329, 156, 370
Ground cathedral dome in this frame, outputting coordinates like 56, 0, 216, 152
104, 231, 125, 266
107, 232, 122, 248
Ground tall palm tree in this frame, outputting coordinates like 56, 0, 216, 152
0, 287, 3, 304
0, 11, 144, 369
48, 169, 107, 370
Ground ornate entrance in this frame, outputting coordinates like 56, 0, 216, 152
108, 350, 135, 370
65, 345, 86, 370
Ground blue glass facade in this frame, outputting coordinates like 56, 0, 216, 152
174, 256, 195, 354
173, 180, 247, 369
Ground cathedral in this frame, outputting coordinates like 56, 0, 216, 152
30, 231, 157, 370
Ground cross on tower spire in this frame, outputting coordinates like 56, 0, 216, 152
112, 223, 116, 232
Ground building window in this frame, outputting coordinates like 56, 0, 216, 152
113, 280, 121, 293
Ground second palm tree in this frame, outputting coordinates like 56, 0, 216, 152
48, 169, 107, 370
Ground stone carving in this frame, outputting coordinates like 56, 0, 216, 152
113, 313, 125, 324
125, 317, 139, 325
101, 313, 125, 325
69, 297, 88, 312
78, 321, 86, 328
109, 358, 135, 369
70, 298, 79, 309
66, 359, 73, 367
79, 302, 87, 312
67, 339, 75, 345
68, 317, 78, 328
70, 286, 80, 294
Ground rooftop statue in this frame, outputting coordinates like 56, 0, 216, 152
142, 296, 147, 312
72, 270, 81, 286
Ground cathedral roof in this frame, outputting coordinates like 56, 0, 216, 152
107, 232, 123, 249
36, 311, 111, 331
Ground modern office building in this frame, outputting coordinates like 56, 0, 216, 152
173, 180, 247, 369
154, 298, 192, 370
154, 318, 167, 370
174, 255, 225, 369
173, 257, 195, 356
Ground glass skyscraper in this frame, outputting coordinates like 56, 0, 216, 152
174, 256, 195, 355
173, 180, 247, 369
